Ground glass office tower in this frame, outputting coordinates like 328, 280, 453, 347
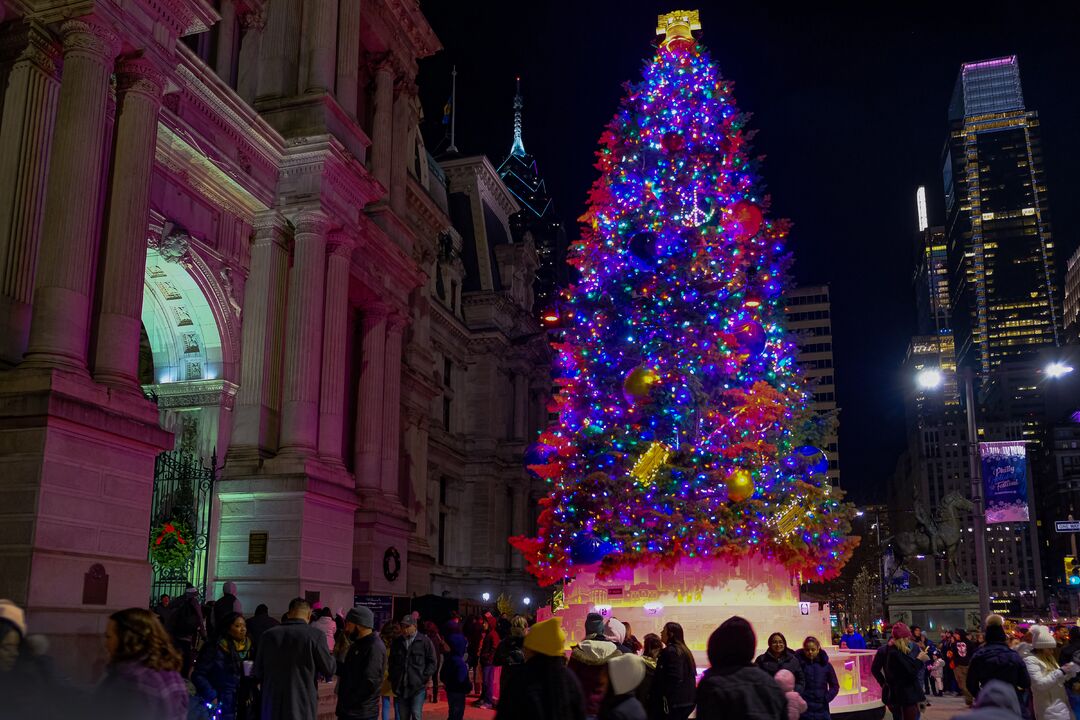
943, 56, 1060, 376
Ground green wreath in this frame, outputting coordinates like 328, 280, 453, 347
150, 519, 194, 572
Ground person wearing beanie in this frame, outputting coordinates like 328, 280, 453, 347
695, 616, 785, 720
214, 581, 243, 635
956, 679, 1026, 720
966, 617, 1031, 717
884, 623, 928, 720
651, 621, 697, 720
1024, 624, 1077, 720
496, 617, 586, 720
336, 606, 385, 720
795, 636, 839, 720
584, 612, 606, 641
773, 668, 808, 720
602, 653, 647, 720
603, 617, 632, 654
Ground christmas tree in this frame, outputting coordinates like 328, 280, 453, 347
511, 11, 857, 588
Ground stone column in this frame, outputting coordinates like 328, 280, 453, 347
390, 82, 417, 217
317, 235, 353, 463
24, 17, 119, 371
380, 316, 405, 497
0, 23, 60, 366
231, 212, 290, 453
235, 9, 266, 104
279, 211, 329, 453
214, 0, 238, 86
301, 0, 337, 94
335, 0, 361, 119
355, 306, 387, 488
370, 60, 395, 191
92, 58, 166, 387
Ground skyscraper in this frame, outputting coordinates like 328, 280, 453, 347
943, 56, 1060, 376
913, 187, 960, 404
497, 79, 567, 313
784, 284, 840, 486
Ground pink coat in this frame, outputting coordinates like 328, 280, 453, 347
775, 669, 808, 720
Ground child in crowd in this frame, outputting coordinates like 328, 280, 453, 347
929, 651, 945, 697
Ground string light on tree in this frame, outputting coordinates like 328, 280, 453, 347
510, 9, 857, 587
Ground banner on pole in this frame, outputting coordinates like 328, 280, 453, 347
979, 441, 1029, 524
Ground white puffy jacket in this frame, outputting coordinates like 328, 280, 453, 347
1023, 652, 1075, 720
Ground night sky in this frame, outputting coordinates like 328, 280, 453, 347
415, 2, 1080, 504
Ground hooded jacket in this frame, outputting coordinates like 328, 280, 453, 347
754, 649, 805, 695
567, 638, 620, 717
795, 648, 839, 720
695, 665, 786, 720
441, 634, 471, 694
496, 654, 587, 720
957, 680, 1025, 720
336, 631, 387, 720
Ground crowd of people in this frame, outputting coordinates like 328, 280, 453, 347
865, 613, 1080, 720
6, 584, 1080, 720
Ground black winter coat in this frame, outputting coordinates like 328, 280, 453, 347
192, 639, 251, 720
651, 645, 697, 715
695, 665, 786, 720
883, 645, 924, 708
388, 632, 437, 699
495, 655, 586, 720
754, 650, 805, 694
795, 649, 839, 720
966, 642, 1030, 703
254, 619, 336, 720
336, 632, 387, 720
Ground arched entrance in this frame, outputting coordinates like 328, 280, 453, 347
139, 230, 239, 601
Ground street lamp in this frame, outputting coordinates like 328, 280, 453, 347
917, 365, 991, 622
481, 592, 491, 602
523, 596, 532, 606
1045, 361, 1075, 379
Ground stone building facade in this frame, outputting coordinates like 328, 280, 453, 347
0, 0, 547, 676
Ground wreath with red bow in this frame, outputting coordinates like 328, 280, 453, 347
150, 519, 193, 572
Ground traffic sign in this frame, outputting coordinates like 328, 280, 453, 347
1056, 521, 1080, 533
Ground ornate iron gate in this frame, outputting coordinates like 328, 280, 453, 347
148, 449, 215, 605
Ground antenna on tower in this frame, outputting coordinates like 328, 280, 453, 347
511, 76, 526, 157
448, 66, 459, 153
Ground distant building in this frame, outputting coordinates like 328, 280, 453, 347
942, 56, 1061, 377
1064, 247, 1080, 343
496, 80, 567, 315
784, 284, 840, 485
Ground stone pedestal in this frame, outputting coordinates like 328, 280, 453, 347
0, 367, 172, 682
887, 584, 981, 632
215, 458, 356, 615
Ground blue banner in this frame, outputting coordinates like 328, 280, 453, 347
980, 441, 1029, 524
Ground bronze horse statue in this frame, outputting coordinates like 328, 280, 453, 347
889, 491, 974, 585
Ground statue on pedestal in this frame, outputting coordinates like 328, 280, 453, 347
888, 491, 974, 586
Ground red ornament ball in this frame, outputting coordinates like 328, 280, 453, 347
661, 132, 685, 153
730, 201, 763, 238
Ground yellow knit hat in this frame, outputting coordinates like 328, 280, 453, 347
524, 617, 568, 657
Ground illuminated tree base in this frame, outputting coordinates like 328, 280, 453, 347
541, 555, 883, 711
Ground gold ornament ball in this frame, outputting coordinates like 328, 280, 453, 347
623, 366, 660, 401
726, 469, 755, 502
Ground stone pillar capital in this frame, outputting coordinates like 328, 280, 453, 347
326, 230, 356, 258
362, 303, 390, 327
239, 8, 267, 31
252, 210, 290, 241
58, 17, 120, 62
115, 57, 166, 99
386, 311, 409, 332
291, 209, 331, 237
1, 21, 62, 76
371, 53, 396, 77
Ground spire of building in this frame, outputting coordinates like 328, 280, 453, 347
511, 76, 526, 157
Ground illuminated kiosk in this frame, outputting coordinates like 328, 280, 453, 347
549, 555, 883, 717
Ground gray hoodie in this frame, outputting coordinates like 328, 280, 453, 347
952, 680, 1023, 720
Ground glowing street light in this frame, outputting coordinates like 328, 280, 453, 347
1045, 361, 1074, 379
916, 367, 944, 390
481, 592, 490, 602
523, 597, 531, 606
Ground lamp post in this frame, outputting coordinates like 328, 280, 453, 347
915, 361, 1074, 624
